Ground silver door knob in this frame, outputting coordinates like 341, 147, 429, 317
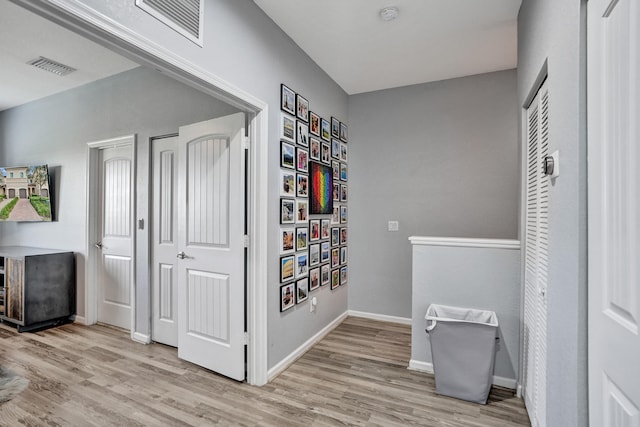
95, 241, 103, 249
176, 251, 186, 259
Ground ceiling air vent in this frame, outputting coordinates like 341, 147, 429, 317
27, 57, 76, 76
136, 0, 204, 46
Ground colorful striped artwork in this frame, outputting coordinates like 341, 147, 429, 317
309, 161, 333, 214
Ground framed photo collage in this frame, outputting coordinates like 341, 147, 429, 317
280, 83, 349, 312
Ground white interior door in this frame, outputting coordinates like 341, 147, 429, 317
523, 80, 549, 427
588, 0, 640, 425
97, 144, 134, 330
152, 136, 179, 346
177, 113, 246, 381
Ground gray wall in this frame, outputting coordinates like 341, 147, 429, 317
410, 241, 521, 384
5, 0, 349, 371
518, 1, 588, 426
347, 70, 519, 318
0, 65, 240, 330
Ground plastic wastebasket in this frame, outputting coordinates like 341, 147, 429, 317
425, 304, 498, 404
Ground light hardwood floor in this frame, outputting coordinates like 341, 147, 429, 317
0, 317, 530, 426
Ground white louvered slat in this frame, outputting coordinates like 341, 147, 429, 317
137, 0, 203, 45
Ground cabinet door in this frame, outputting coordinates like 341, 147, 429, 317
6, 258, 24, 323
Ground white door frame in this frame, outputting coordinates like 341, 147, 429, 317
85, 135, 137, 339
18, 0, 269, 385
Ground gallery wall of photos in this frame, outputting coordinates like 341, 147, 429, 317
279, 83, 349, 312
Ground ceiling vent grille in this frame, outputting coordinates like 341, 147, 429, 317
27, 57, 77, 76
136, 0, 204, 46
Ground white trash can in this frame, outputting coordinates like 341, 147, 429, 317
425, 304, 498, 404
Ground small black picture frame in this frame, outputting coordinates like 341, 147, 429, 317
280, 198, 295, 224
281, 84, 296, 116
280, 255, 295, 283
309, 111, 320, 136
296, 94, 309, 122
281, 141, 296, 169
340, 122, 348, 142
331, 117, 340, 138
321, 118, 331, 141
280, 282, 295, 311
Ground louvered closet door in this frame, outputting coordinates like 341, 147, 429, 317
523, 80, 549, 427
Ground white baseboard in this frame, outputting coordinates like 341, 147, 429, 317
268, 311, 348, 382
72, 315, 87, 325
408, 359, 517, 390
516, 383, 523, 397
132, 332, 151, 344
348, 310, 412, 325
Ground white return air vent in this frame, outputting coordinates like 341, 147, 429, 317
136, 0, 204, 46
27, 56, 76, 76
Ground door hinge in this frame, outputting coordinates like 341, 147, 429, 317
242, 136, 250, 150
244, 332, 249, 345
244, 235, 250, 248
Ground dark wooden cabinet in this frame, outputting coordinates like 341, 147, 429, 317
0, 246, 75, 332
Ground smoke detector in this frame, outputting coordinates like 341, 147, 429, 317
27, 56, 77, 76
379, 6, 399, 21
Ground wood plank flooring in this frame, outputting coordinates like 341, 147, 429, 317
0, 317, 530, 426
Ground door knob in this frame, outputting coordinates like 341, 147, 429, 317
176, 251, 186, 259
95, 241, 103, 249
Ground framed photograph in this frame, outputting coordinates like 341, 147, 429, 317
280, 255, 295, 282
309, 161, 333, 215
340, 227, 348, 245
280, 170, 296, 197
340, 184, 348, 202
321, 241, 330, 263
296, 278, 309, 303
340, 143, 348, 162
331, 206, 340, 224
340, 246, 348, 265
331, 269, 340, 290
281, 113, 295, 143
309, 219, 320, 241
281, 84, 296, 115
295, 252, 308, 278
296, 199, 308, 223
309, 111, 320, 136
340, 205, 348, 224
296, 226, 308, 251
332, 160, 340, 180
340, 266, 348, 286
321, 219, 330, 240
309, 137, 321, 161
296, 94, 309, 122
297, 148, 308, 173
331, 117, 340, 138
340, 122, 348, 142
321, 118, 330, 141
281, 141, 295, 169
331, 248, 340, 268
321, 141, 331, 164
309, 267, 320, 291
280, 282, 295, 312
331, 139, 340, 159
340, 163, 348, 182
332, 183, 340, 202
332, 228, 340, 247
280, 227, 295, 254
321, 264, 330, 286
280, 198, 295, 224
309, 243, 320, 266
297, 121, 309, 147
296, 174, 308, 198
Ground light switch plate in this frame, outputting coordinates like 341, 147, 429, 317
388, 221, 399, 232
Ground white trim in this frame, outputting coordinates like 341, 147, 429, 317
408, 236, 520, 249
267, 311, 348, 382
516, 383, 523, 398
408, 360, 517, 390
132, 331, 151, 344
72, 315, 87, 325
348, 310, 412, 325
16, 0, 270, 386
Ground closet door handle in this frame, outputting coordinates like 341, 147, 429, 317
95, 241, 103, 249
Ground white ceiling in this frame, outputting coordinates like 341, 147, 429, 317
0, 0, 138, 112
254, 0, 521, 95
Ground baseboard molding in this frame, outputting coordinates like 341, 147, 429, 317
516, 383, 523, 398
72, 315, 87, 325
408, 359, 517, 390
348, 310, 412, 325
132, 332, 151, 344
268, 311, 348, 382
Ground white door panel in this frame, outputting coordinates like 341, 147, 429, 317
98, 145, 133, 330
177, 113, 245, 381
588, 0, 640, 425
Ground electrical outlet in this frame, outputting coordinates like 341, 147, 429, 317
388, 221, 399, 232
